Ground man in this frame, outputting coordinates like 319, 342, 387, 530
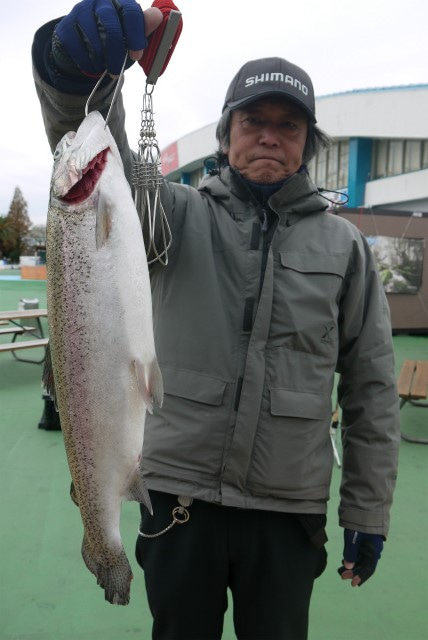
32, 2, 400, 638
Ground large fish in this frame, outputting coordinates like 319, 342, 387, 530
43, 110, 163, 605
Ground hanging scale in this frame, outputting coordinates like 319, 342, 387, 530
132, 7, 182, 265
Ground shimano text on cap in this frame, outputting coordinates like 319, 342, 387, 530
223, 57, 317, 123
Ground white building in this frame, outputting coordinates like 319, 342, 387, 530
161, 85, 428, 332
161, 84, 428, 213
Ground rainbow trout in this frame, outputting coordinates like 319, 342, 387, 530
43, 111, 163, 605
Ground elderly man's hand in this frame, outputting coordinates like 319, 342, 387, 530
338, 529, 384, 587
53, 0, 162, 78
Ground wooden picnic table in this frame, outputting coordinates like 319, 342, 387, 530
0, 309, 48, 322
397, 359, 428, 445
0, 309, 48, 363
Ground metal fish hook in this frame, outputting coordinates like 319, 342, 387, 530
85, 54, 128, 128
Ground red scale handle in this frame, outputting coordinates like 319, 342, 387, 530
139, 0, 183, 79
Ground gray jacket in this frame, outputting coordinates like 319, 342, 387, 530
33, 60, 400, 537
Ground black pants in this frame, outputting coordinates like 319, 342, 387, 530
135, 491, 327, 640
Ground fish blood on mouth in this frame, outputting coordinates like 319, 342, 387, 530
43, 111, 163, 605
63, 148, 109, 204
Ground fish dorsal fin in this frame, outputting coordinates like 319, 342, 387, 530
133, 358, 164, 414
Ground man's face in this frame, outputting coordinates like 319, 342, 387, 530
225, 97, 308, 183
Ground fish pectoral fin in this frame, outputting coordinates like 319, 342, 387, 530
133, 358, 164, 414
95, 196, 113, 249
125, 472, 153, 515
42, 342, 59, 410
70, 481, 79, 506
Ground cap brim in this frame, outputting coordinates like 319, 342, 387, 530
226, 91, 317, 123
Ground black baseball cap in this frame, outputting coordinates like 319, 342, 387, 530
223, 57, 317, 123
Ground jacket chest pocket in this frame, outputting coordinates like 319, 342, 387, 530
279, 251, 348, 286
274, 252, 348, 311
270, 252, 349, 350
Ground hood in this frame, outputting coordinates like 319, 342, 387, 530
199, 166, 328, 222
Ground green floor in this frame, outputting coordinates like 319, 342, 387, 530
0, 277, 427, 640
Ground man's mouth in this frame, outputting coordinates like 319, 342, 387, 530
251, 156, 283, 164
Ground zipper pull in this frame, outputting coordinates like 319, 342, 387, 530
260, 208, 268, 232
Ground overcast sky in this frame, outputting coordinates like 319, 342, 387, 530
1, 0, 427, 226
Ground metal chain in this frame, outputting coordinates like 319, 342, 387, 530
132, 88, 172, 265
138, 500, 192, 539
132, 92, 164, 190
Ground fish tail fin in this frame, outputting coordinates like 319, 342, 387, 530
81, 535, 133, 606
133, 358, 164, 414
125, 471, 153, 515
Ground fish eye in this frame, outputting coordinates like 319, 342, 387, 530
54, 132, 76, 161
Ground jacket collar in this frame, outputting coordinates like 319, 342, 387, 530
200, 166, 328, 222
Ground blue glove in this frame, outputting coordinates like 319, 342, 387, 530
337, 529, 384, 586
53, 0, 147, 77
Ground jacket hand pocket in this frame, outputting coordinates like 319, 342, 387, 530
270, 387, 331, 420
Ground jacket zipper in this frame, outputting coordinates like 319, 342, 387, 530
259, 206, 278, 298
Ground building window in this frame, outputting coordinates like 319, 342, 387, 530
404, 140, 422, 172
372, 138, 428, 179
374, 140, 388, 179
327, 144, 339, 189
423, 141, 428, 169
387, 140, 404, 175
315, 147, 328, 186
310, 140, 349, 190
338, 140, 349, 188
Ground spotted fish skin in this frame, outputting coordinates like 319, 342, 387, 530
44, 111, 163, 605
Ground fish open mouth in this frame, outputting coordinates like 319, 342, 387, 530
62, 148, 109, 204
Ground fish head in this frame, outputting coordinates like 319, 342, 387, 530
50, 111, 124, 208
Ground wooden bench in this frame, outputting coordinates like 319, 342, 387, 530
0, 337, 49, 364
0, 309, 48, 364
0, 338, 49, 352
397, 359, 428, 444
0, 326, 38, 337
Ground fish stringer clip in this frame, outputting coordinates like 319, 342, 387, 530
133, 2, 183, 266
138, 496, 193, 538
133, 87, 171, 266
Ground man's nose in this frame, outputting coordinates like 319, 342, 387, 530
258, 124, 280, 146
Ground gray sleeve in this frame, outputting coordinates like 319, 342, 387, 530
336, 232, 400, 538
33, 60, 180, 260
33, 61, 135, 179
